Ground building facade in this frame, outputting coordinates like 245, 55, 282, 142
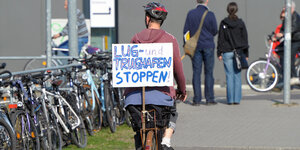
0, 0, 298, 85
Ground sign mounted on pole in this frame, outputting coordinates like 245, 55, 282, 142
90, 0, 115, 28
112, 43, 174, 87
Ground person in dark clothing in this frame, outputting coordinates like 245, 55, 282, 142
276, 1, 300, 85
217, 2, 249, 105
183, 0, 218, 106
124, 2, 186, 150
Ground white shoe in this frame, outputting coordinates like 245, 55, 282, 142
290, 77, 300, 85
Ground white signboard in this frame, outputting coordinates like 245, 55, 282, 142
90, 0, 115, 28
112, 43, 173, 87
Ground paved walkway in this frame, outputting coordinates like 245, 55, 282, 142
173, 88, 300, 150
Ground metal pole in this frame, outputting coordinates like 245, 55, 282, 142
283, 0, 292, 104
68, 0, 78, 57
46, 0, 52, 67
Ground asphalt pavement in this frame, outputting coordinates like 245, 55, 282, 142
172, 86, 300, 150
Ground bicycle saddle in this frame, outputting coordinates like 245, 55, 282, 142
51, 80, 63, 87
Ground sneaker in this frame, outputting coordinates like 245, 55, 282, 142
192, 102, 201, 106
290, 77, 300, 85
206, 101, 218, 106
162, 144, 174, 150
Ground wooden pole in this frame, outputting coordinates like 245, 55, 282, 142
142, 87, 146, 149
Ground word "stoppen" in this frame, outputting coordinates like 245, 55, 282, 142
115, 70, 169, 85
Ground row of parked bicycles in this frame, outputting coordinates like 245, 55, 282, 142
0, 51, 131, 150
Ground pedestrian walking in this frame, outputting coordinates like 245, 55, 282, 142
183, 0, 218, 106
217, 2, 249, 105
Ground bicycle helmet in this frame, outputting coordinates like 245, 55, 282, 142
144, 2, 168, 21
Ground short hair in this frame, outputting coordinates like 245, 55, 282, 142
197, 0, 205, 4
146, 13, 163, 24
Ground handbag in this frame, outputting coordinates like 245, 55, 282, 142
225, 25, 248, 70
183, 10, 208, 58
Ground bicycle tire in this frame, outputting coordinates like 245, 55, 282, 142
48, 109, 63, 150
10, 109, 40, 150
145, 130, 157, 150
125, 110, 132, 127
82, 84, 103, 133
80, 85, 95, 136
113, 88, 126, 125
246, 60, 279, 92
104, 81, 117, 133
61, 93, 87, 148
0, 117, 17, 150
24, 59, 59, 71
70, 116, 87, 148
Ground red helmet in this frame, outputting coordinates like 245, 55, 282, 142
144, 2, 168, 21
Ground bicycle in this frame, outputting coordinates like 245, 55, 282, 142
23, 40, 88, 71
9, 79, 41, 150
0, 63, 17, 150
127, 101, 172, 150
89, 53, 118, 133
72, 54, 117, 133
21, 73, 63, 150
246, 33, 300, 92
31, 71, 86, 148
62, 65, 102, 136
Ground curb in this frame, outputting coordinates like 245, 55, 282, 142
174, 146, 300, 150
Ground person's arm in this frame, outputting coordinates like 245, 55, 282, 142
172, 38, 186, 99
217, 22, 225, 60
208, 12, 218, 36
52, 23, 69, 39
241, 21, 249, 58
183, 12, 191, 45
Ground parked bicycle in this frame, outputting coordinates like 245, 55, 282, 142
0, 63, 17, 150
71, 53, 117, 133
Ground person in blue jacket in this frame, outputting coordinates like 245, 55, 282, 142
183, 0, 218, 106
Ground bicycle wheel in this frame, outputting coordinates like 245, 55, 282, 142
48, 109, 63, 150
0, 117, 17, 150
113, 88, 126, 125
62, 93, 87, 148
82, 84, 103, 134
24, 59, 59, 70
10, 109, 40, 150
104, 81, 117, 133
70, 116, 87, 148
246, 60, 279, 92
125, 110, 132, 127
145, 130, 157, 150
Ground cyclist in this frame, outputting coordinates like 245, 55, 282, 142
124, 2, 187, 150
52, 0, 89, 56
275, 1, 300, 85
269, 8, 285, 57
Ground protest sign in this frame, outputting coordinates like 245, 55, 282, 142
112, 43, 173, 87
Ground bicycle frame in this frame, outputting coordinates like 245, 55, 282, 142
37, 87, 80, 133
85, 69, 106, 112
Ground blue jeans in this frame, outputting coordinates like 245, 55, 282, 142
57, 36, 89, 56
222, 52, 242, 104
192, 47, 215, 103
